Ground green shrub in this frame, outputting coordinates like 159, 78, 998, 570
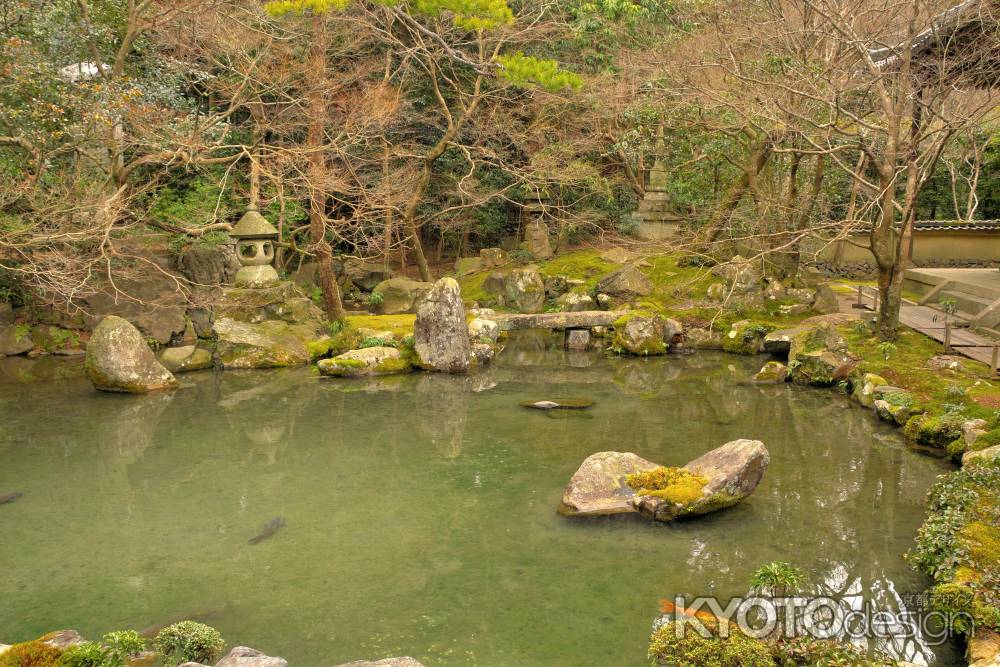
903, 413, 965, 448
749, 562, 805, 597
770, 636, 894, 666
60, 631, 144, 667
153, 622, 225, 667
648, 620, 773, 667
0, 640, 63, 667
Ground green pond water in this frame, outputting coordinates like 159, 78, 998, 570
0, 333, 961, 666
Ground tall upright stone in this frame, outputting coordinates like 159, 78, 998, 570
85, 316, 179, 393
414, 277, 471, 373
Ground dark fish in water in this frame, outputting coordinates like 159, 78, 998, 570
0, 492, 23, 505
248, 517, 286, 545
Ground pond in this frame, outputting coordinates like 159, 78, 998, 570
0, 332, 960, 666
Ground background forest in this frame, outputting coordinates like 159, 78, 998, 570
1, 0, 998, 334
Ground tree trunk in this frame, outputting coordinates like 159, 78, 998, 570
307, 14, 346, 322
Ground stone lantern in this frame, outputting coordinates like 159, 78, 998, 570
230, 205, 280, 288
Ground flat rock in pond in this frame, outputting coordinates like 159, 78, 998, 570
521, 399, 594, 410
633, 439, 770, 522
558, 451, 659, 516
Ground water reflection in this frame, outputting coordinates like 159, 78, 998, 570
0, 332, 959, 666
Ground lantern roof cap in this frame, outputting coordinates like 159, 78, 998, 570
230, 205, 278, 238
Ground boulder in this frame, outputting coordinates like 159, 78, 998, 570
214, 319, 312, 369
543, 274, 569, 298
595, 265, 652, 298
159, 345, 213, 373
521, 220, 553, 260
482, 271, 507, 296
706, 282, 726, 302
764, 279, 785, 301
0, 324, 34, 356
344, 259, 390, 291
752, 361, 788, 384
874, 397, 914, 427
613, 312, 680, 356
479, 247, 506, 269
964, 445, 1000, 467
558, 451, 660, 516
42, 631, 85, 650
722, 321, 771, 355
470, 343, 497, 366
215, 647, 287, 667
453, 257, 482, 276
600, 247, 630, 264
333, 659, 426, 667
413, 277, 471, 373
468, 318, 500, 344
211, 282, 326, 369
963, 419, 989, 447
372, 278, 432, 315
812, 284, 840, 314
762, 329, 795, 355
175, 244, 241, 286
318, 347, 410, 378
851, 373, 887, 408
556, 292, 596, 312
788, 321, 857, 386
566, 329, 590, 351
710, 255, 762, 293
633, 440, 770, 522
504, 266, 546, 313
85, 316, 179, 393
686, 327, 723, 350
968, 631, 1000, 667
785, 287, 816, 305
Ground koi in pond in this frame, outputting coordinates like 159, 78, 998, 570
248, 517, 286, 545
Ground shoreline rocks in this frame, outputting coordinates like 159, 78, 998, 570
85, 316, 179, 393
318, 347, 410, 378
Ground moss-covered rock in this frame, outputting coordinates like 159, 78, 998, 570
372, 277, 432, 315
612, 311, 681, 356
158, 345, 213, 373
903, 412, 965, 449
503, 266, 546, 313
851, 372, 887, 408
214, 318, 314, 369
788, 321, 857, 386
84, 316, 179, 393
752, 360, 788, 384
317, 346, 412, 378
632, 439, 770, 522
722, 320, 773, 355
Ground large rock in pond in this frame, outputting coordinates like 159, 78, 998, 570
85, 316, 178, 393
613, 311, 681, 356
632, 439, 770, 522
214, 319, 313, 369
211, 282, 327, 369
318, 347, 410, 378
215, 647, 287, 667
504, 266, 546, 313
752, 361, 788, 384
413, 277, 471, 373
558, 451, 660, 516
595, 265, 652, 299
372, 277, 432, 315
788, 321, 858, 386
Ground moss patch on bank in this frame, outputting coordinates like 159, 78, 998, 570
910, 460, 1000, 635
